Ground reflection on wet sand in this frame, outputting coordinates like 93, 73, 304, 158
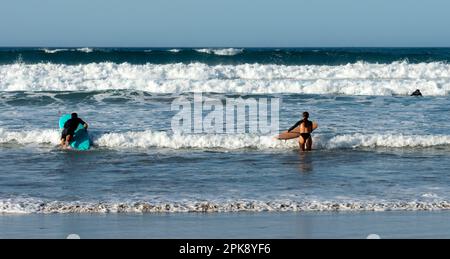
298, 151, 314, 173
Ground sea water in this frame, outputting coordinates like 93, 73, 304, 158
1, 48, 450, 213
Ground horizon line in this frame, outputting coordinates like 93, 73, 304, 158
1, 46, 450, 49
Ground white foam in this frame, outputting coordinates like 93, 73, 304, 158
2, 198, 450, 214
40, 48, 68, 54
0, 128, 60, 146
195, 48, 243, 56
1, 61, 450, 95
40, 48, 93, 54
95, 131, 292, 150
422, 193, 440, 199
319, 133, 450, 149
2, 128, 450, 150
195, 49, 213, 54
76, 47, 93, 53
96, 132, 450, 150
168, 49, 181, 53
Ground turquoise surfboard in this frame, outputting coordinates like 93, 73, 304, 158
59, 114, 91, 150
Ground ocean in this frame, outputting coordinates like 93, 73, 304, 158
1, 47, 450, 215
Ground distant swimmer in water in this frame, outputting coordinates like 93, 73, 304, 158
411, 89, 423, 96
288, 112, 316, 151
60, 113, 88, 148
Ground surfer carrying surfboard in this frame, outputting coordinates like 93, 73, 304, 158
60, 113, 88, 148
287, 112, 316, 151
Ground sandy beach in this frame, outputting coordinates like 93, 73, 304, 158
2, 211, 450, 239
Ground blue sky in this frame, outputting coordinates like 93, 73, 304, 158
0, 0, 449, 47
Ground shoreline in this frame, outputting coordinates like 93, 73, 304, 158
2, 211, 450, 239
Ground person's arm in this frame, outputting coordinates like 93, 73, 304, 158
288, 120, 301, 132
79, 119, 88, 129
309, 121, 314, 131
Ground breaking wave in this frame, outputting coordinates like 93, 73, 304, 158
1, 128, 450, 150
1, 61, 450, 95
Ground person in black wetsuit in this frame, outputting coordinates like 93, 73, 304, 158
60, 113, 88, 148
288, 111, 315, 151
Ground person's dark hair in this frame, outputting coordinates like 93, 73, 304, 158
303, 112, 309, 119
71, 113, 78, 119
302, 112, 312, 128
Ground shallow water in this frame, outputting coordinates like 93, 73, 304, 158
1, 92, 450, 213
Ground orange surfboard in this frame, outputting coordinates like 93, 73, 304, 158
276, 122, 318, 140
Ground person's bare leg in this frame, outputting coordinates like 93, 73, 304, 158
299, 136, 306, 151
65, 135, 71, 147
60, 138, 65, 147
306, 138, 312, 151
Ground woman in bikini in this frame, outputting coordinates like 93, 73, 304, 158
287, 111, 314, 151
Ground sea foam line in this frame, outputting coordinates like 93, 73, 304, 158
2, 198, 450, 214
1, 128, 450, 150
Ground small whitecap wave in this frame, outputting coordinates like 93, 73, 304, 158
195, 48, 243, 56
168, 49, 181, 53
422, 193, 440, 199
213, 48, 243, 56
40, 48, 69, 54
195, 48, 213, 54
76, 47, 94, 53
